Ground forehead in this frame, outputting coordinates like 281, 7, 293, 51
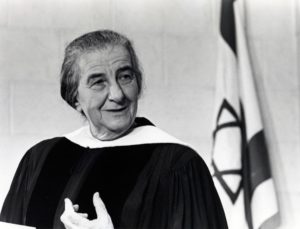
77, 45, 132, 72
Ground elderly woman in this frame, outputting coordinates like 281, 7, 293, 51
0, 30, 227, 229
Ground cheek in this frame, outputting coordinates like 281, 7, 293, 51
124, 83, 139, 102
89, 94, 107, 110
78, 90, 107, 111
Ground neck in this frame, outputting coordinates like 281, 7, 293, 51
89, 123, 136, 141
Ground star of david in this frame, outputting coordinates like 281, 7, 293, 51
212, 99, 244, 204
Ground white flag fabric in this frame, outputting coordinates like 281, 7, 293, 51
211, 0, 279, 229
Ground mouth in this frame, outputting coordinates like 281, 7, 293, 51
105, 106, 128, 112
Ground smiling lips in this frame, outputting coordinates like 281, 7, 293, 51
105, 106, 128, 112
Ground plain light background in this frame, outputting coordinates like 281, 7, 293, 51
0, 0, 299, 228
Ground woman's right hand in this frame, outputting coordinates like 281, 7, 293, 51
60, 192, 114, 229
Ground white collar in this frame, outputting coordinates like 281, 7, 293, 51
64, 125, 188, 149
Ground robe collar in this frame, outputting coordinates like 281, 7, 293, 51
64, 117, 187, 148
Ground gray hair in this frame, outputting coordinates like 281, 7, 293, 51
60, 30, 143, 109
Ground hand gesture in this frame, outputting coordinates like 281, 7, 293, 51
60, 192, 114, 229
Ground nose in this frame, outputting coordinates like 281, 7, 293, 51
108, 82, 125, 103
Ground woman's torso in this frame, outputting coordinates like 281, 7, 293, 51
26, 138, 154, 228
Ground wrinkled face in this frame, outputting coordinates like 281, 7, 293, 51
75, 45, 139, 140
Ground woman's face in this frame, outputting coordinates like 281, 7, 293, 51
75, 45, 139, 140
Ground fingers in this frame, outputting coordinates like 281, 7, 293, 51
73, 204, 79, 212
78, 213, 88, 218
61, 198, 89, 229
93, 192, 114, 228
61, 195, 113, 229
93, 192, 107, 218
65, 198, 75, 212
72, 203, 88, 218
61, 210, 89, 228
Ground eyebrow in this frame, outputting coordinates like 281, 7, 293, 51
116, 66, 135, 75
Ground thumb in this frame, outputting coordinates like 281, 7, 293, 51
93, 193, 114, 228
64, 198, 75, 212
93, 192, 107, 218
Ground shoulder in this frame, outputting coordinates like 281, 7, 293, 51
22, 137, 65, 168
27, 137, 64, 155
6, 137, 66, 191
155, 143, 207, 171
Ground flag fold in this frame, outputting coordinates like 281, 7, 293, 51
211, 0, 279, 228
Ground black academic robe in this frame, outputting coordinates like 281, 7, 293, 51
0, 118, 227, 229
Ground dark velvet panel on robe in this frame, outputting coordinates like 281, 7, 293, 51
1, 129, 227, 229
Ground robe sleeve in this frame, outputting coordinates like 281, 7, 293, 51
161, 155, 228, 229
0, 138, 60, 224
0, 152, 31, 224
142, 152, 228, 229
123, 145, 228, 229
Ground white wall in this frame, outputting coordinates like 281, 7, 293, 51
246, 0, 300, 227
0, 0, 299, 228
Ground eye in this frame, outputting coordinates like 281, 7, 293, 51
117, 72, 135, 85
92, 78, 105, 85
90, 77, 107, 89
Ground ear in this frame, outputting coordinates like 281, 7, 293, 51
75, 101, 83, 112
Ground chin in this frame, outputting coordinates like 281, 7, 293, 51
108, 116, 134, 133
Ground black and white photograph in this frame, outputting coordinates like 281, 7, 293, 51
0, 0, 299, 228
